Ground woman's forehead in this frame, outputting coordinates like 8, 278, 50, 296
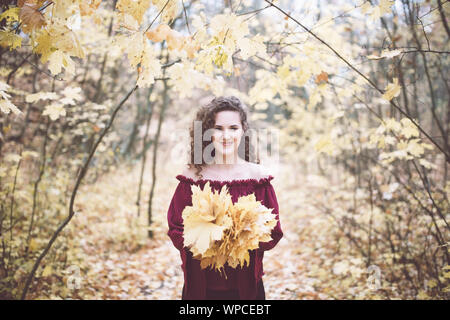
215, 110, 241, 125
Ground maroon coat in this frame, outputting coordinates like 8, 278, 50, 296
167, 174, 283, 300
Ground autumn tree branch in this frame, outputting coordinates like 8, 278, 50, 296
263, 0, 450, 163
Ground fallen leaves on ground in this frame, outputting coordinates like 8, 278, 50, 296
26, 162, 406, 300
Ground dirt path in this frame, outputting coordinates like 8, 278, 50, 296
67, 164, 332, 300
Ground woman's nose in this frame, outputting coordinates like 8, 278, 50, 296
222, 129, 232, 139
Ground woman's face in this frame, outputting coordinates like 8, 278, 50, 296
211, 110, 243, 160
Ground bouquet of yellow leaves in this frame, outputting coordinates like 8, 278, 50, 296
182, 182, 277, 275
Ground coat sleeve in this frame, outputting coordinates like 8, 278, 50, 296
258, 183, 283, 251
167, 181, 192, 251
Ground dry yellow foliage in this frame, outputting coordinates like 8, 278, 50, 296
182, 182, 277, 276
182, 182, 233, 257
116, 0, 151, 25
19, 2, 46, 33
146, 24, 200, 57
382, 77, 401, 101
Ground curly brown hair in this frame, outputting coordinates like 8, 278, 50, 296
188, 96, 260, 179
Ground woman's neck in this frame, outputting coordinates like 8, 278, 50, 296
210, 156, 246, 171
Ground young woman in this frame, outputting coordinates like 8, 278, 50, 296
167, 96, 283, 300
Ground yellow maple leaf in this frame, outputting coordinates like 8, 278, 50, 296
151, 0, 179, 24
315, 71, 328, 84
367, 49, 403, 60
25, 91, 59, 103
136, 40, 162, 88
224, 194, 277, 269
50, 23, 85, 59
61, 86, 83, 102
116, 0, 151, 25
166, 29, 184, 51
146, 24, 185, 51
360, 2, 372, 15
237, 34, 266, 60
182, 182, 277, 275
382, 78, 401, 101
383, 118, 401, 131
42, 265, 52, 277
193, 11, 251, 75
210, 12, 249, 42
0, 7, 20, 23
277, 64, 290, 80
32, 29, 54, 63
378, 0, 395, 15
182, 182, 233, 256
0, 81, 22, 115
118, 12, 140, 31
47, 50, 75, 75
297, 68, 311, 86
182, 36, 201, 59
406, 139, 424, 157
369, 0, 395, 21
314, 133, 334, 155
0, 97, 22, 116
29, 238, 39, 252
419, 158, 437, 170
400, 118, 419, 138
19, 3, 46, 33
0, 30, 22, 51
79, 0, 102, 16
166, 60, 203, 97
114, 30, 162, 88
43, 102, 66, 120
145, 23, 172, 42
126, 31, 145, 68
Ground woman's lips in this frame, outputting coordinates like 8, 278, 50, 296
222, 141, 233, 146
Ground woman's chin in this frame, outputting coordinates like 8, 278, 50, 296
216, 144, 234, 152
215, 148, 236, 158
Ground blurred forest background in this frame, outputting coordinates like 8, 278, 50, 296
0, 0, 449, 300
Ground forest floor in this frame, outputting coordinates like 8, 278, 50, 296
29, 161, 387, 300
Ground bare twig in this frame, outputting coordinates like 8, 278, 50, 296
181, 0, 191, 35
20, 53, 64, 81
144, 0, 171, 33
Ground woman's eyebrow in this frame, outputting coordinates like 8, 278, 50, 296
215, 124, 239, 127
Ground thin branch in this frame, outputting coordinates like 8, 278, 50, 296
20, 53, 64, 82
181, 0, 191, 35
436, 0, 450, 39
307, 0, 370, 33
144, 0, 171, 33
12, 1, 54, 33
6, 53, 32, 84
236, 5, 271, 17
416, 9, 431, 51
418, 0, 449, 19
402, 49, 450, 54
